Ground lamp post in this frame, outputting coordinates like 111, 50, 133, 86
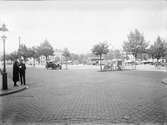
0, 24, 8, 90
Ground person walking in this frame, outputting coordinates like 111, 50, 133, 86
19, 59, 26, 85
13, 60, 20, 87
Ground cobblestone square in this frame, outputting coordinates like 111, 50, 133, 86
1, 67, 167, 124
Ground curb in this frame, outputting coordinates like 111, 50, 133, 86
161, 79, 167, 85
0, 85, 29, 96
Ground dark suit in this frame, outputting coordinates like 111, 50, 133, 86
13, 61, 20, 86
19, 62, 26, 85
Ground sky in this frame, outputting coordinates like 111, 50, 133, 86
0, 0, 167, 54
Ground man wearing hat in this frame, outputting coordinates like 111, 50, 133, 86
19, 59, 26, 85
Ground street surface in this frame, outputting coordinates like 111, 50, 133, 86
0, 66, 167, 124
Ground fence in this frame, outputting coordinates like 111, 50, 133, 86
103, 62, 136, 71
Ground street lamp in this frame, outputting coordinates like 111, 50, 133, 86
0, 24, 8, 90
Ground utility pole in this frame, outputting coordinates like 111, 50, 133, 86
18, 36, 21, 59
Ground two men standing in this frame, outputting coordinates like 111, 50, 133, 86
13, 59, 26, 87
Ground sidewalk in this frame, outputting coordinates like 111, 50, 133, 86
136, 65, 167, 86
136, 64, 167, 72
0, 74, 28, 96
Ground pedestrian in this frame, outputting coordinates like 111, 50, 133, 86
19, 59, 26, 85
13, 60, 20, 87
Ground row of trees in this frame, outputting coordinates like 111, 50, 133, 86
5, 40, 54, 63
123, 29, 167, 61
91, 29, 167, 71
4, 39, 90, 69
3, 29, 167, 71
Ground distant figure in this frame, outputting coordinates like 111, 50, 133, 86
13, 60, 20, 87
19, 59, 26, 85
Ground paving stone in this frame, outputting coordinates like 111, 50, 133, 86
1, 68, 167, 124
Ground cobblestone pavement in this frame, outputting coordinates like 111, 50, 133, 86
0, 68, 167, 124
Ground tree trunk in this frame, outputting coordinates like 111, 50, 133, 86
33, 57, 35, 66
99, 55, 102, 71
66, 58, 68, 70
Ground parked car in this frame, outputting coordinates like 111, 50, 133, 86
46, 61, 62, 70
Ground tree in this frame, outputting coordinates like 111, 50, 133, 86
113, 49, 122, 59
5, 54, 11, 61
38, 40, 54, 61
123, 29, 148, 59
27, 47, 40, 66
54, 57, 60, 63
78, 54, 89, 64
104, 49, 114, 60
92, 42, 109, 71
62, 48, 71, 69
104, 49, 123, 61
18, 44, 29, 61
147, 46, 155, 59
70, 53, 80, 64
70, 53, 79, 61
149, 36, 166, 61
7, 51, 19, 62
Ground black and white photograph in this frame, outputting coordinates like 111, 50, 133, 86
0, 0, 167, 124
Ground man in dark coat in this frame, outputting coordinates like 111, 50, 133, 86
19, 59, 26, 85
13, 60, 19, 87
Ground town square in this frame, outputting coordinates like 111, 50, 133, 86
0, 0, 167, 125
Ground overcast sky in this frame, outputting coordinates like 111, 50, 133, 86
0, 0, 167, 54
